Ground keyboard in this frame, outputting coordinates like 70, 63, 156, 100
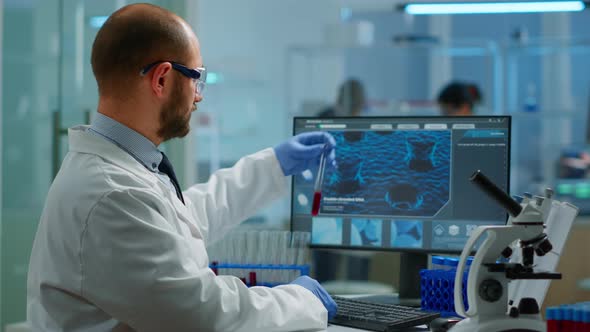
329, 296, 440, 331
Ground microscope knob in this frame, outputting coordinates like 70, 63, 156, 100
535, 238, 553, 256
518, 297, 540, 315
509, 307, 520, 318
545, 188, 554, 199
479, 279, 503, 302
534, 195, 544, 206
501, 246, 513, 258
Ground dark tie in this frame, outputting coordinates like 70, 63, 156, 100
158, 152, 185, 205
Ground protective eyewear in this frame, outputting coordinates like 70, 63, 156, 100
140, 61, 207, 95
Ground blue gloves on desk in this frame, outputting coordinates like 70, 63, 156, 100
291, 275, 338, 319
273, 132, 337, 176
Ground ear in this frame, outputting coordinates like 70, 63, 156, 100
149, 62, 173, 98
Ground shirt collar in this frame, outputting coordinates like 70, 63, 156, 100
89, 113, 162, 172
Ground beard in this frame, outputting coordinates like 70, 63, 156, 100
157, 79, 193, 141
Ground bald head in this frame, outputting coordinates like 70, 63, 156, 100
91, 3, 197, 97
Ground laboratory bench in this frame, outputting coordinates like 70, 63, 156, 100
5, 322, 430, 332
326, 325, 428, 331
4, 321, 430, 332
7, 217, 590, 332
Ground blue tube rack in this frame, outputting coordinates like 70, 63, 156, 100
546, 301, 590, 331
420, 268, 469, 317
209, 263, 310, 287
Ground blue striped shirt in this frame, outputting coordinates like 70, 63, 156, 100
88, 113, 178, 193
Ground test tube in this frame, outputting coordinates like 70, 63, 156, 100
311, 149, 327, 216
249, 271, 257, 287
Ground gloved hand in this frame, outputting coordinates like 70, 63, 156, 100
273, 132, 336, 176
290, 275, 338, 320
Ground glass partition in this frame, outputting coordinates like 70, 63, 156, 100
2, 1, 61, 327
1, 0, 185, 328
504, 37, 590, 213
286, 40, 502, 122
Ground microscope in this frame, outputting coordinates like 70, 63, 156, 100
449, 170, 579, 332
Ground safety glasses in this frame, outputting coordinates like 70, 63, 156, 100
140, 61, 207, 96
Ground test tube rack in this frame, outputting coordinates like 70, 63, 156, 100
546, 302, 590, 332
420, 268, 469, 317
210, 262, 310, 287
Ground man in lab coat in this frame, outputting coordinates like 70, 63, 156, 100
27, 3, 336, 332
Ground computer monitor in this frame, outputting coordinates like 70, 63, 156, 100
290, 116, 511, 303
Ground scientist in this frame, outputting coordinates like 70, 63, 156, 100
437, 81, 482, 116
27, 3, 337, 332
317, 78, 367, 117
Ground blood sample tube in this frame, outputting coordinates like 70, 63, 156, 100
311, 149, 327, 216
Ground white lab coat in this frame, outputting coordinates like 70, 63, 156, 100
27, 126, 327, 332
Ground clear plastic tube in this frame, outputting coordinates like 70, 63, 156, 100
311, 149, 326, 216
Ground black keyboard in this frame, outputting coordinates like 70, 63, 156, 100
329, 296, 440, 332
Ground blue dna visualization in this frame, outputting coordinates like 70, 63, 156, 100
320, 130, 451, 217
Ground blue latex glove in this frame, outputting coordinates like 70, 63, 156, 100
273, 132, 336, 176
290, 275, 338, 319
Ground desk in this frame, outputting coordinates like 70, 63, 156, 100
6, 321, 429, 332
326, 324, 428, 331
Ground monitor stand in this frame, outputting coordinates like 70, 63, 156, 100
356, 252, 428, 307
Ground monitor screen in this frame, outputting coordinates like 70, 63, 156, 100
291, 116, 511, 254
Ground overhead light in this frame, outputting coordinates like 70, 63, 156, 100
399, 1, 587, 15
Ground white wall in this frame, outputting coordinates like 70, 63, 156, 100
192, 1, 345, 159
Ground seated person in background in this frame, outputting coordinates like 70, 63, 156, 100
558, 149, 590, 178
437, 81, 482, 116
318, 79, 367, 117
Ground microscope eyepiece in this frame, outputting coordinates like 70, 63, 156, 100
470, 170, 523, 217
